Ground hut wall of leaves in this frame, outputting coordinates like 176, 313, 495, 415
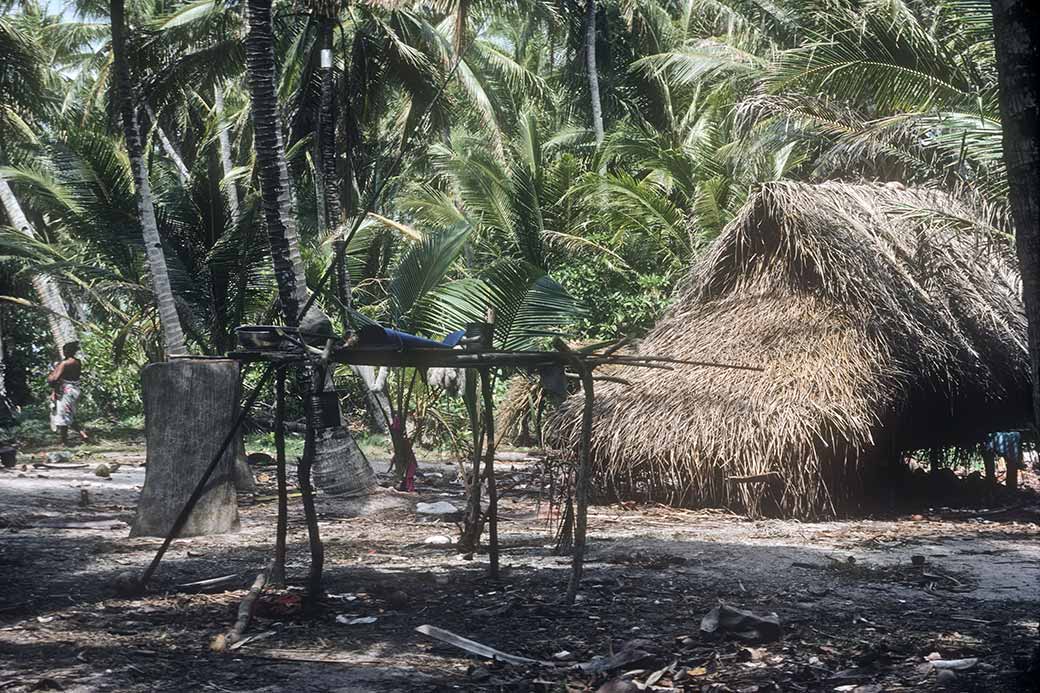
548, 182, 1031, 517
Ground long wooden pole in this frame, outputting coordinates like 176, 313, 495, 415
461, 367, 482, 552
271, 367, 288, 586
554, 339, 594, 604
480, 367, 499, 577
300, 366, 325, 603
566, 365, 594, 603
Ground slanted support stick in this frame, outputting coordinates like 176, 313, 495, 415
271, 367, 288, 586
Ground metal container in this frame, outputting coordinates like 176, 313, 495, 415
235, 325, 301, 352
462, 322, 494, 351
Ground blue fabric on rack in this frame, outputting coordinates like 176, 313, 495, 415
987, 431, 1021, 459
356, 324, 466, 350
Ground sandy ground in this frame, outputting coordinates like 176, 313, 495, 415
1, 440, 1038, 692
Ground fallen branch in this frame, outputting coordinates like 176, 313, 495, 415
228, 629, 276, 651
414, 624, 650, 674
211, 561, 273, 652
415, 624, 551, 666
175, 573, 241, 593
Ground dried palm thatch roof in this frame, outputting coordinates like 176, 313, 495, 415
547, 181, 1029, 517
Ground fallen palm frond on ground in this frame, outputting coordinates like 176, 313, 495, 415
548, 181, 1030, 517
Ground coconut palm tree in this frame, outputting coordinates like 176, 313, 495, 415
584, 0, 604, 144
110, 0, 188, 356
990, 0, 1040, 443
0, 12, 78, 355
0, 176, 78, 351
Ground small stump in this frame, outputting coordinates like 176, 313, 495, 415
131, 359, 241, 537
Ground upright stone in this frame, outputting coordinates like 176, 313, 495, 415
131, 359, 241, 537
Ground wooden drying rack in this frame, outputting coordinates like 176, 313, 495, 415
131, 325, 760, 607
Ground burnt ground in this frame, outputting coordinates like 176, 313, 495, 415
1, 435, 1039, 693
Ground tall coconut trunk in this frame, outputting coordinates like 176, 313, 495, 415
314, 16, 390, 434
991, 4, 1040, 673
245, 0, 376, 494
991, 1, 1040, 433
585, 0, 604, 146
316, 22, 341, 234
0, 310, 14, 424
110, 0, 187, 357
0, 175, 78, 353
214, 83, 241, 222
244, 0, 309, 319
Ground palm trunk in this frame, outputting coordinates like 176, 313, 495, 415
991, 1, 1040, 433
214, 83, 241, 222
0, 311, 14, 424
585, 0, 604, 146
146, 105, 192, 187
0, 175, 78, 353
246, 0, 376, 495
110, 0, 188, 357
314, 14, 388, 433
244, 0, 308, 320
317, 22, 341, 233
991, 6, 1040, 675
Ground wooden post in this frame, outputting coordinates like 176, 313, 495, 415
1007, 447, 1020, 491
272, 367, 288, 586
566, 365, 594, 603
461, 367, 482, 552
300, 366, 325, 603
982, 445, 996, 485
480, 367, 499, 577
553, 338, 594, 604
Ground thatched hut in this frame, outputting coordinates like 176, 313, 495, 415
548, 182, 1030, 517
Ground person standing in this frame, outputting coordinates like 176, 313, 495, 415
46, 341, 85, 446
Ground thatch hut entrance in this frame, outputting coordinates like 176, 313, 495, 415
549, 182, 1031, 517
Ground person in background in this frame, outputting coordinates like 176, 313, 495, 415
47, 341, 86, 446
987, 430, 1022, 490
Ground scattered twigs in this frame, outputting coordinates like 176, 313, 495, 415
228, 629, 276, 651
923, 571, 963, 587
271, 367, 288, 587
212, 560, 274, 652
727, 471, 783, 485
137, 363, 274, 593
554, 493, 574, 555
